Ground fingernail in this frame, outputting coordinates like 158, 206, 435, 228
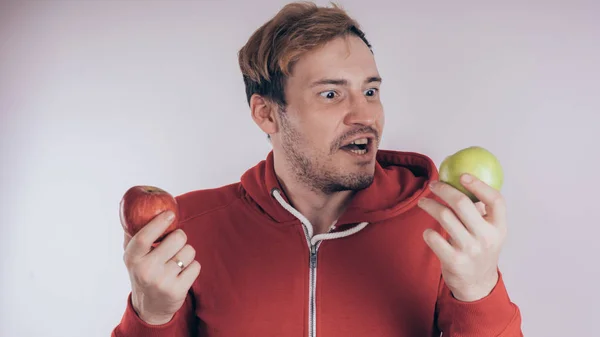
165, 211, 175, 220
418, 197, 426, 206
461, 174, 473, 183
429, 181, 437, 189
423, 229, 432, 240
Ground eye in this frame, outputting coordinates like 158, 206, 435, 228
320, 90, 337, 99
364, 88, 378, 97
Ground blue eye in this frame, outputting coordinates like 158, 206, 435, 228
365, 88, 378, 96
320, 91, 337, 99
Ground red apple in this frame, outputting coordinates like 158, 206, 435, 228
119, 185, 179, 245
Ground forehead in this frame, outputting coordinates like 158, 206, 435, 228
290, 35, 379, 84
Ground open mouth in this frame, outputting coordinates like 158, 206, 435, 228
340, 138, 371, 155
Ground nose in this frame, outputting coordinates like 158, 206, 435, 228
343, 93, 381, 127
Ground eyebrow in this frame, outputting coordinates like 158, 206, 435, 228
309, 76, 382, 88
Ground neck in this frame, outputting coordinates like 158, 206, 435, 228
274, 157, 354, 235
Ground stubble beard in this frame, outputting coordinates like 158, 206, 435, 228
279, 112, 374, 195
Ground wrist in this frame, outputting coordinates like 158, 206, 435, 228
131, 294, 175, 325
138, 312, 175, 325
451, 272, 499, 302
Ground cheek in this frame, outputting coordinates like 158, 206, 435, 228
288, 103, 342, 149
297, 126, 336, 155
296, 114, 335, 139
374, 104, 385, 128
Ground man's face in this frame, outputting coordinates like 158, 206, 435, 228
273, 35, 385, 194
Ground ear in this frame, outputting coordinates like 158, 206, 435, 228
250, 94, 278, 136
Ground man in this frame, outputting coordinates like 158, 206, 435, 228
112, 2, 523, 336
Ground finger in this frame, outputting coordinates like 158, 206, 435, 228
150, 229, 188, 263
176, 260, 201, 289
429, 181, 488, 237
165, 244, 196, 276
423, 229, 456, 264
123, 232, 132, 251
475, 202, 487, 216
125, 211, 176, 259
418, 197, 474, 249
459, 174, 507, 225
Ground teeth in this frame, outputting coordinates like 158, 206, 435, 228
351, 138, 368, 145
350, 149, 367, 155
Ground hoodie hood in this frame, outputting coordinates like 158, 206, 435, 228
240, 149, 439, 227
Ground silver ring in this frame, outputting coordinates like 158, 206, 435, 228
175, 259, 184, 269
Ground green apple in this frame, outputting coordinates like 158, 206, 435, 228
438, 146, 504, 203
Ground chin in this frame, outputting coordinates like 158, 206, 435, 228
352, 173, 375, 190
324, 170, 375, 193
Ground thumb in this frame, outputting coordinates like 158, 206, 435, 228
123, 232, 132, 251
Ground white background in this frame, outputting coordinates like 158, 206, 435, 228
1, 1, 599, 336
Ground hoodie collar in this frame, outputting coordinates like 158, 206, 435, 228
240, 150, 438, 225
240, 151, 297, 223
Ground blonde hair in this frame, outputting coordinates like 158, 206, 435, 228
237, 1, 372, 108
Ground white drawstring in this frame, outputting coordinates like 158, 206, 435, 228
311, 222, 368, 246
271, 188, 369, 245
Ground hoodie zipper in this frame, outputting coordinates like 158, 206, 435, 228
301, 224, 321, 337
270, 189, 368, 337
309, 242, 321, 337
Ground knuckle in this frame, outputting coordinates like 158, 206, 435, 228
189, 261, 201, 275
439, 208, 456, 223
185, 245, 196, 257
123, 252, 142, 269
455, 195, 472, 210
480, 231, 499, 249
449, 252, 468, 266
437, 182, 449, 193
165, 229, 187, 247
122, 253, 132, 266
479, 234, 493, 249
492, 195, 506, 209
465, 243, 482, 256
174, 229, 187, 244
131, 235, 151, 249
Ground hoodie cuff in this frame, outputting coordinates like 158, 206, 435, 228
438, 272, 519, 335
114, 293, 181, 337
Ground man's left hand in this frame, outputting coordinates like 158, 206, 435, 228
418, 173, 507, 302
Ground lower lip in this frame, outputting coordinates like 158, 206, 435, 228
342, 148, 369, 156
340, 144, 375, 159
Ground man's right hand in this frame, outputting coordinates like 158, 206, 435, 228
122, 211, 201, 325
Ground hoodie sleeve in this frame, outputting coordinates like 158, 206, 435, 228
435, 270, 523, 336
111, 292, 199, 337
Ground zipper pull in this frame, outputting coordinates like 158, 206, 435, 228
310, 245, 317, 268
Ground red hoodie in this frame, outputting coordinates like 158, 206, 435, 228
112, 150, 523, 337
